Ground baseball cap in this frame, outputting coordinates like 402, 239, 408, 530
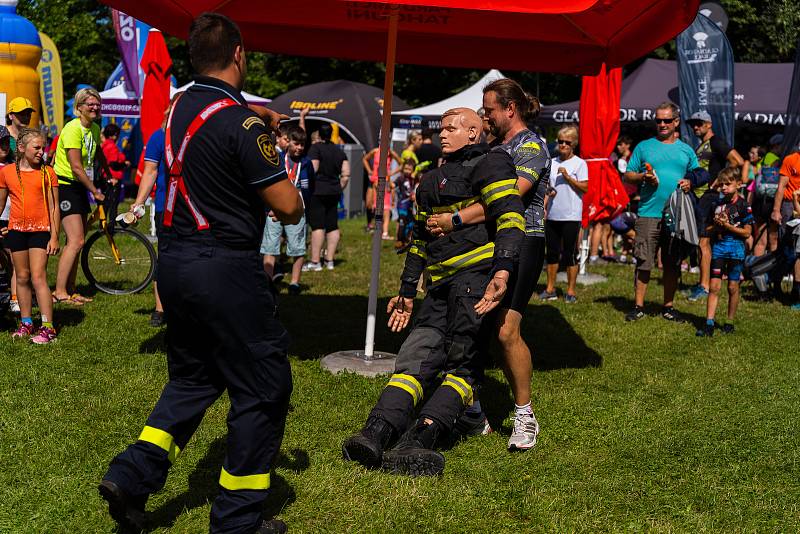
769, 133, 784, 146
7, 97, 34, 114
687, 110, 712, 124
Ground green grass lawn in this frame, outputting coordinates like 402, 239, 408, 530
1, 217, 798, 533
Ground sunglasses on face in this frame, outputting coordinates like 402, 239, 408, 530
557, 139, 573, 146
655, 118, 676, 124
82, 103, 101, 109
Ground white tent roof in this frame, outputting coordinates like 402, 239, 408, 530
99, 83, 134, 100
171, 82, 270, 105
393, 69, 505, 116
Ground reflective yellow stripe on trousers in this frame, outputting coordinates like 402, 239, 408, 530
138, 426, 181, 463
442, 374, 473, 406
386, 373, 423, 406
219, 467, 271, 491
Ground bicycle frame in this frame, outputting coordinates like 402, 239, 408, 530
86, 184, 123, 265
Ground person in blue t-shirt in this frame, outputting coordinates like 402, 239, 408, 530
624, 102, 699, 323
130, 113, 170, 327
697, 168, 753, 337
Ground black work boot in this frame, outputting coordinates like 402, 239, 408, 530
381, 419, 446, 477
342, 416, 396, 468
98, 479, 147, 533
254, 518, 288, 534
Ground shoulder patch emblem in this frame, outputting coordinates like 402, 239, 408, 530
517, 141, 542, 157
243, 116, 265, 130
257, 134, 279, 166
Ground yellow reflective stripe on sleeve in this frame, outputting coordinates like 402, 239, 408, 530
497, 212, 525, 232
138, 426, 181, 463
426, 243, 495, 283
409, 245, 427, 259
415, 211, 428, 222
431, 196, 480, 214
443, 374, 473, 406
219, 467, 271, 491
480, 179, 517, 203
409, 239, 427, 258
386, 373, 423, 406
483, 187, 520, 206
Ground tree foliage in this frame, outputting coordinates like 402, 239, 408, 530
14, 0, 799, 109
17, 0, 118, 97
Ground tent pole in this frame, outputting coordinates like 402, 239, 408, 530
364, 5, 399, 359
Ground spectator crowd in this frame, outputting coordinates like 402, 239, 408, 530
2, 83, 799, 348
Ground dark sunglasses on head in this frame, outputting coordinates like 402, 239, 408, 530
655, 118, 676, 124
557, 139, 573, 146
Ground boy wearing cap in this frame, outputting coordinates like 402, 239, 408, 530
686, 110, 743, 303
5, 97, 35, 152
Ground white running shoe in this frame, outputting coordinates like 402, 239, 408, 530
325, 261, 335, 271
302, 262, 323, 272
508, 412, 539, 451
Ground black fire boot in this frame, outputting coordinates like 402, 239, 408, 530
381, 419, 446, 477
342, 416, 396, 468
98, 479, 147, 534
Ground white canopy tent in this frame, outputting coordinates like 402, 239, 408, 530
390, 69, 505, 133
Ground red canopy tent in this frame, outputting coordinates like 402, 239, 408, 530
100, 1, 697, 74
100, 0, 700, 362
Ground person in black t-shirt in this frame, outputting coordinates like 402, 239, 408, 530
415, 128, 442, 172
686, 111, 744, 303
305, 123, 349, 271
100, 14, 303, 534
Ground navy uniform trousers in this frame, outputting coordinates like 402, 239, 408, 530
105, 234, 292, 534
370, 269, 490, 436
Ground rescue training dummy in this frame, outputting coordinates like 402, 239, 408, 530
342, 107, 525, 476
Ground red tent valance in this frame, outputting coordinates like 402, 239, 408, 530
99, 0, 699, 74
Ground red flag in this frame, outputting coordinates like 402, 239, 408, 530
580, 63, 628, 227
136, 29, 172, 184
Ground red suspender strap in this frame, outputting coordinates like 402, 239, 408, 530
163, 96, 239, 229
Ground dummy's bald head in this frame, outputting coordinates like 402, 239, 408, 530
442, 107, 481, 130
439, 107, 482, 154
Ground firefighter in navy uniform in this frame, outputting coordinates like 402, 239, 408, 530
99, 14, 303, 534
342, 108, 525, 476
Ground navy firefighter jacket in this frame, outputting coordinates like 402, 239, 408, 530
399, 142, 525, 298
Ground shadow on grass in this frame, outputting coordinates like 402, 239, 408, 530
593, 295, 707, 329
55, 307, 86, 328
280, 294, 403, 360
520, 304, 603, 370
139, 328, 166, 354
147, 437, 305, 531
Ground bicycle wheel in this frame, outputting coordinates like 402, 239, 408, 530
81, 227, 157, 295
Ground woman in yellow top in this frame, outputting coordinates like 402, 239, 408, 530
52, 88, 110, 305
400, 130, 421, 168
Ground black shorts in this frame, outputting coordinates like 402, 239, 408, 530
308, 194, 340, 232
5, 230, 50, 252
502, 235, 546, 313
750, 195, 773, 223
58, 180, 91, 217
696, 190, 718, 239
545, 220, 580, 266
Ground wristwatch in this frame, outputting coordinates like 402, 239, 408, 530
451, 210, 463, 229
